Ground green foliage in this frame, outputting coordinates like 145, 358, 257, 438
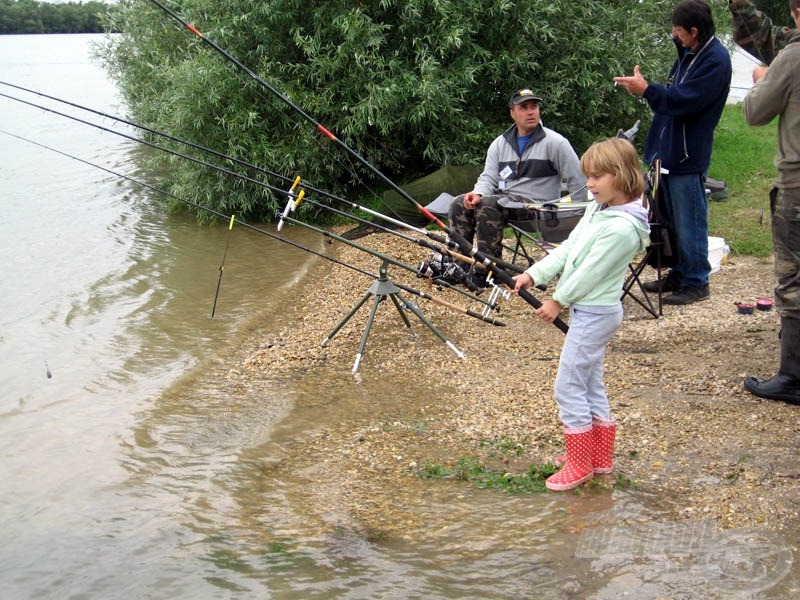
97, 0, 676, 223
755, 0, 795, 27
708, 104, 776, 257
0, 0, 114, 34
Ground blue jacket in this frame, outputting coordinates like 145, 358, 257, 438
643, 36, 732, 174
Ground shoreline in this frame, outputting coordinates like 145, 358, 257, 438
232, 228, 799, 545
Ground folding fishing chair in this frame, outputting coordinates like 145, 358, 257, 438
423, 192, 549, 264
621, 159, 675, 318
505, 219, 553, 266
504, 200, 589, 266
424, 192, 587, 271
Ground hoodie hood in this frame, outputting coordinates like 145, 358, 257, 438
596, 198, 651, 252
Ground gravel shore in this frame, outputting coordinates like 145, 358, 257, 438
232, 227, 799, 545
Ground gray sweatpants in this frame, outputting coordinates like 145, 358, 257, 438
554, 304, 623, 429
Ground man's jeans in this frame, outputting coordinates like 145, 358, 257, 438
661, 172, 710, 288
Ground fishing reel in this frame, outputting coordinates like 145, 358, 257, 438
417, 252, 467, 285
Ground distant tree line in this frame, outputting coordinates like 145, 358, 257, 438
0, 1, 116, 34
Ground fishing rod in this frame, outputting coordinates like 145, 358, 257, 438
0, 84, 505, 308
148, 0, 567, 334
0, 81, 495, 280
0, 79, 410, 224
0, 126, 504, 327
211, 214, 235, 318
0, 83, 522, 301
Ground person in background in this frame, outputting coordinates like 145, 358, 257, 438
729, 0, 800, 65
513, 138, 650, 491
448, 88, 587, 286
614, 0, 731, 305
741, 0, 800, 406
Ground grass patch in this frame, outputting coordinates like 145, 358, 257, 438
418, 436, 639, 493
708, 103, 777, 256
613, 472, 636, 490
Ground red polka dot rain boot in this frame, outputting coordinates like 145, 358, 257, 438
591, 417, 616, 475
546, 424, 594, 492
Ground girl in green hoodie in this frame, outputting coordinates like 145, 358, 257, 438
513, 137, 651, 491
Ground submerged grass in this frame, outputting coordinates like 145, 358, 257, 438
418, 457, 634, 493
418, 457, 558, 493
418, 436, 635, 494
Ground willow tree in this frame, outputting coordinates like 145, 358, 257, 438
99, 0, 682, 222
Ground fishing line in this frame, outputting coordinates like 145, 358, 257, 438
0, 89, 289, 199
148, 0, 566, 332
0, 127, 503, 325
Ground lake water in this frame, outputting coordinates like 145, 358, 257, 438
0, 34, 793, 599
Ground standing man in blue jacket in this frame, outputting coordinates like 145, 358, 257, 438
615, 0, 732, 305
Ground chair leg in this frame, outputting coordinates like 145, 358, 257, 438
621, 250, 661, 318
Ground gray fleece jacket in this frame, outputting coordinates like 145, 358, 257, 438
473, 123, 588, 202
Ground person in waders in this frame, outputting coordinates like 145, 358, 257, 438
741, 0, 800, 406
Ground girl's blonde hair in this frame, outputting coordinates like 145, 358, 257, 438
580, 137, 646, 204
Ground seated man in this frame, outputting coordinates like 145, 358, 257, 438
448, 88, 587, 283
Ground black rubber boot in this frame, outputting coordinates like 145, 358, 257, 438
744, 316, 800, 405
